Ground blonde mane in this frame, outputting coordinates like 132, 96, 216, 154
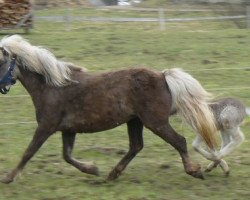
0, 35, 77, 86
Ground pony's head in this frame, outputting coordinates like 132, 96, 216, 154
0, 46, 17, 94
0, 35, 81, 94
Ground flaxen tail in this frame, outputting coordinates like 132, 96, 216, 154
163, 68, 217, 149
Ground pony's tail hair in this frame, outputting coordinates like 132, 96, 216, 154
163, 68, 218, 150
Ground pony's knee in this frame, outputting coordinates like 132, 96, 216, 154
131, 143, 143, 155
228, 127, 245, 145
136, 143, 143, 152
231, 128, 245, 146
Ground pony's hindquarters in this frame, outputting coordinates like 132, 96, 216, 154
163, 68, 218, 149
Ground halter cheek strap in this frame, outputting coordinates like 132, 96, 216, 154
0, 56, 17, 94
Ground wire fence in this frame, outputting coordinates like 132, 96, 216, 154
33, 5, 250, 30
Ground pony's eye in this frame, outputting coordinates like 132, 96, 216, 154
2, 49, 8, 56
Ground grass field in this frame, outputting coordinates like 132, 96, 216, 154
0, 5, 250, 200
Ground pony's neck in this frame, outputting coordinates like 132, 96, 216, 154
17, 65, 48, 103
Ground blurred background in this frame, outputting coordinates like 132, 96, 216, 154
0, 0, 250, 200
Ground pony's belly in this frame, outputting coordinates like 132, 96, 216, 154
59, 115, 132, 133
77, 121, 123, 133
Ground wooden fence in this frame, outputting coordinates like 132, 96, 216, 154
34, 6, 250, 30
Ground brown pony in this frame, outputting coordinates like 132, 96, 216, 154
0, 35, 217, 184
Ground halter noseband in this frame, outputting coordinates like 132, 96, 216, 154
0, 56, 17, 94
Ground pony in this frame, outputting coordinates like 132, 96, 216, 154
0, 35, 218, 183
192, 97, 246, 175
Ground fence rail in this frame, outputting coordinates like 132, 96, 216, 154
34, 5, 250, 30
35, 15, 246, 23
102, 6, 229, 12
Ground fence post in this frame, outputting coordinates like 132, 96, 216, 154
247, 6, 250, 29
65, 0, 72, 31
158, 8, 165, 31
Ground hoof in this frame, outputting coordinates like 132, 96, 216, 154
0, 176, 14, 184
107, 173, 118, 181
224, 171, 230, 177
107, 169, 121, 181
77, 161, 100, 176
204, 168, 212, 173
188, 170, 204, 180
87, 166, 100, 176
186, 163, 204, 179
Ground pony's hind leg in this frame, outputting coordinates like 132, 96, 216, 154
204, 130, 231, 174
205, 159, 230, 176
220, 130, 231, 148
62, 131, 99, 176
107, 118, 143, 181
147, 121, 204, 179
205, 127, 244, 175
219, 127, 245, 158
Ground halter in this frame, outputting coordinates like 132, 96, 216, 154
0, 56, 17, 94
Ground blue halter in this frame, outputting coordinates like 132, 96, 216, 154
0, 57, 17, 94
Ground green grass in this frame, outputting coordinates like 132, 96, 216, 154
0, 6, 250, 200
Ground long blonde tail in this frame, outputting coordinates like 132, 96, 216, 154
163, 68, 217, 149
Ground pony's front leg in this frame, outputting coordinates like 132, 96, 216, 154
1, 126, 54, 184
205, 128, 244, 176
62, 131, 99, 176
107, 118, 144, 180
205, 159, 221, 172
219, 128, 245, 159
219, 159, 230, 176
205, 159, 229, 176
